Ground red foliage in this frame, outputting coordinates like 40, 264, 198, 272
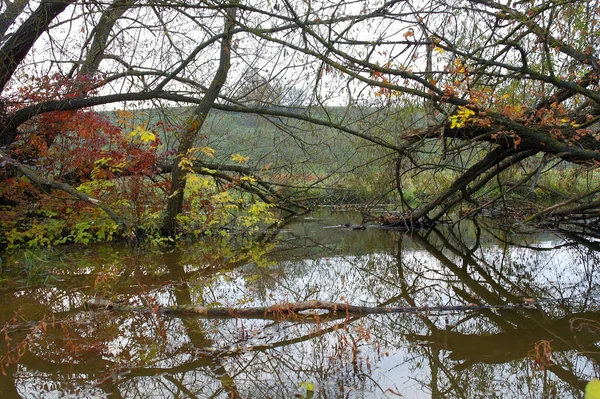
2, 74, 167, 235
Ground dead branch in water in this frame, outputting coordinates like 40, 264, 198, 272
85, 298, 538, 320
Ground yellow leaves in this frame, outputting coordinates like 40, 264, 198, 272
299, 381, 315, 396
139, 131, 156, 143
238, 202, 276, 228
248, 201, 274, 215
186, 174, 200, 184
210, 191, 239, 211
94, 157, 111, 167
177, 147, 216, 172
433, 46, 445, 54
178, 156, 194, 172
199, 146, 215, 158
587, 379, 600, 399
558, 117, 583, 128
90, 167, 103, 180
77, 179, 115, 195
185, 174, 212, 191
240, 175, 256, 182
212, 191, 233, 204
453, 58, 468, 74
129, 125, 156, 143
449, 106, 475, 129
231, 153, 249, 163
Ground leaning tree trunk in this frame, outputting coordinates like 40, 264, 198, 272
161, 3, 238, 237
78, 0, 137, 76
404, 147, 518, 224
0, 0, 76, 147
0, 0, 75, 96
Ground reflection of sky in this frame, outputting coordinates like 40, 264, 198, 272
16, 366, 107, 399
5, 216, 600, 398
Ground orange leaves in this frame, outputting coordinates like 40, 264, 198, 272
375, 87, 401, 98
370, 68, 403, 98
443, 85, 456, 98
319, 64, 335, 77
116, 109, 135, 128
446, 58, 469, 76
500, 104, 526, 120
571, 128, 596, 142
528, 340, 553, 372
513, 134, 522, 148
370, 69, 386, 80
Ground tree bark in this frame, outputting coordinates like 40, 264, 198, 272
79, 0, 137, 76
407, 147, 519, 223
161, 2, 238, 236
0, 0, 29, 39
0, 0, 75, 93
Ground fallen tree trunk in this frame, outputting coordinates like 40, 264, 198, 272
85, 298, 538, 319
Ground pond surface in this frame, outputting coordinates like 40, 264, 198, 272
1, 209, 600, 398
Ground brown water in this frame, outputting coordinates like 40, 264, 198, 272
1, 209, 599, 398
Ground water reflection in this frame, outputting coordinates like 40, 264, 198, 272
1, 209, 600, 398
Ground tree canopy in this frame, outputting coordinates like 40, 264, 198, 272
1, 0, 599, 247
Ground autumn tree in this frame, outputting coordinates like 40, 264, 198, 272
0, 0, 300, 245
1, 0, 600, 248
0, 0, 404, 246
308, 0, 600, 227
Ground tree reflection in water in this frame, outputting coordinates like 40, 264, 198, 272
1, 210, 600, 398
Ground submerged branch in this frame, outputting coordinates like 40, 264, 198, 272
85, 298, 540, 319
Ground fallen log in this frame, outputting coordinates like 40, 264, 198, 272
84, 298, 537, 319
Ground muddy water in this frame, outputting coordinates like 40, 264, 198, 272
1, 209, 599, 398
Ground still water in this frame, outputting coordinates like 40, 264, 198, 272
1, 209, 599, 398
